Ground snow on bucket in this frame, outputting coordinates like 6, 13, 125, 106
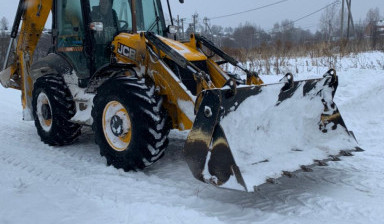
184, 70, 359, 192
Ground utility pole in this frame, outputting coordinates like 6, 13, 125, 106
346, 0, 351, 40
192, 13, 198, 33
340, 0, 345, 39
188, 23, 193, 36
203, 17, 208, 34
176, 15, 180, 39
203, 17, 214, 40
181, 18, 185, 39
346, 0, 355, 40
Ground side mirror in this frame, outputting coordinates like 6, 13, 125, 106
179, 0, 184, 3
167, 25, 177, 34
90, 22, 104, 32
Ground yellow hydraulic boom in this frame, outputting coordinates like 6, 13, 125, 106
2, 0, 52, 120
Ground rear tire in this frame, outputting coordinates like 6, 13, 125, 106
92, 76, 170, 171
32, 74, 82, 146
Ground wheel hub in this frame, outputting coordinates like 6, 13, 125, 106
110, 115, 124, 137
102, 101, 132, 152
36, 92, 53, 132
42, 104, 52, 120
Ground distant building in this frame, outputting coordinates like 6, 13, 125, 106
378, 20, 384, 35
365, 19, 384, 38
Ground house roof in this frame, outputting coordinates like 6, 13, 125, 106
378, 19, 384, 27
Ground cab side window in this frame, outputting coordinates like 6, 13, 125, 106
58, 0, 84, 49
57, 0, 89, 79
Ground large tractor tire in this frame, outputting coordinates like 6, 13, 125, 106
32, 74, 82, 146
92, 76, 171, 171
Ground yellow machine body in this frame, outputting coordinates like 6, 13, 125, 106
1, 0, 52, 119
111, 32, 260, 130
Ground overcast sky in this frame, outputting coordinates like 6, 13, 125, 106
1, 0, 383, 32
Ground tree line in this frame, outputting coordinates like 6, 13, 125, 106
0, 5, 383, 67
182, 6, 384, 57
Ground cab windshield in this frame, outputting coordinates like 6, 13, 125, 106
89, 0, 166, 35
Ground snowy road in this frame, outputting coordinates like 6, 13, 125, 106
1, 66, 384, 224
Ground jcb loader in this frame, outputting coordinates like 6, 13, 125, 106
0, 0, 361, 192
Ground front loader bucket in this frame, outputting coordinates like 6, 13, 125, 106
183, 70, 360, 192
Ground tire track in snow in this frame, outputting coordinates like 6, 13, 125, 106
2, 68, 384, 223
1, 124, 382, 224
0, 130, 273, 223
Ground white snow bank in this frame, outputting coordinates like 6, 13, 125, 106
224, 51, 384, 77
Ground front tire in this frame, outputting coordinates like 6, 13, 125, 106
32, 74, 82, 146
92, 76, 170, 171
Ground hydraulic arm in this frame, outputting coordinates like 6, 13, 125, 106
1, 0, 52, 120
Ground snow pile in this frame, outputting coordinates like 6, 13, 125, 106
219, 79, 358, 191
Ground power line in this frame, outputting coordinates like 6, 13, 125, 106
267, 0, 340, 32
290, 1, 340, 25
209, 0, 289, 20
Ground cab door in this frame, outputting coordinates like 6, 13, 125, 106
89, 0, 133, 70
56, 0, 90, 81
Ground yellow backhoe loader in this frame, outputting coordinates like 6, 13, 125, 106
0, 0, 362, 192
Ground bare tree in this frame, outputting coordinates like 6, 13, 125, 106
365, 7, 381, 49
319, 3, 340, 42
232, 23, 258, 49
210, 25, 223, 36
0, 17, 9, 31
0, 17, 10, 64
365, 7, 380, 25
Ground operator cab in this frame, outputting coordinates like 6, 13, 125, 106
55, 0, 167, 84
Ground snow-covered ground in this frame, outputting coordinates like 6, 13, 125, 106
1, 52, 384, 223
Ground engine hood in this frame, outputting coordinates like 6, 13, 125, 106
157, 36, 207, 61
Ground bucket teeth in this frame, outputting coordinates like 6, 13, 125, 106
300, 165, 313, 172
340, 150, 354, 156
282, 171, 294, 178
315, 160, 328, 166
330, 155, 341, 161
355, 147, 365, 152
266, 178, 280, 184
